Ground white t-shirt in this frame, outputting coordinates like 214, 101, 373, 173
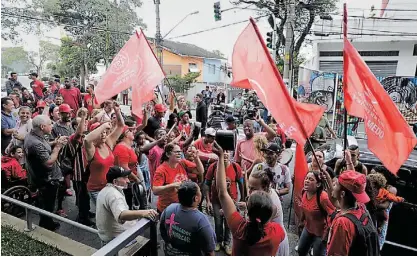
96, 184, 136, 242
252, 162, 291, 191
269, 189, 284, 225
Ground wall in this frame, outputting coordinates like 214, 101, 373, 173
162, 50, 204, 82
202, 58, 221, 83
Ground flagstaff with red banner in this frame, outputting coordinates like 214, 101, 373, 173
342, 4, 417, 174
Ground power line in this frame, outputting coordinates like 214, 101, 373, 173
166, 14, 269, 40
314, 23, 417, 36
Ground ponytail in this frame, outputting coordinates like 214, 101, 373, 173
160, 143, 175, 164
245, 191, 273, 245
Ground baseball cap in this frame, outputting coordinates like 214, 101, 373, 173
154, 103, 167, 113
122, 125, 135, 134
178, 110, 186, 118
58, 104, 72, 113
106, 166, 131, 183
338, 170, 370, 203
205, 127, 216, 137
225, 115, 235, 123
261, 143, 281, 153
30, 72, 38, 77
36, 100, 46, 108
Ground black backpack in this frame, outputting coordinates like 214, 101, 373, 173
335, 211, 380, 256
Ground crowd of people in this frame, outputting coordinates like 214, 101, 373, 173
1, 72, 407, 256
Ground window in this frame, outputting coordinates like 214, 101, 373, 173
188, 63, 199, 72
208, 64, 216, 74
413, 44, 417, 56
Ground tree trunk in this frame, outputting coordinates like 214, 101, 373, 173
80, 60, 86, 91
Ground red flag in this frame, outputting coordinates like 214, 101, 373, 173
293, 143, 308, 221
231, 18, 325, 145
343, 38, 417, 174
95, 30, 165, 118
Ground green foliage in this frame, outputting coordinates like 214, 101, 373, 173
212, 50, 225, 58
1, 225, 68, 256
1, 47, 30, 71
28, 40, 60, 76
168, 72, 200, 93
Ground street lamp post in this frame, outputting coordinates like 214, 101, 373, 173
162, 11, 199, 39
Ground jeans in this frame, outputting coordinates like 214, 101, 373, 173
73, 181, 91, 221
298, 227, 326, 256
38, 181, 59, 226
213, 202, 231, 244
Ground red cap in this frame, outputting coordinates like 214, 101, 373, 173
89, 122, 101, 131
338, 170, 370, 203
36, 100, 46, 108
58, 104, 72, 113
122, 125, 135, 134
154, 103, 167, 113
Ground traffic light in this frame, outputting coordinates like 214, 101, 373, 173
266, 32, 273, 48
214, 2, 221, 21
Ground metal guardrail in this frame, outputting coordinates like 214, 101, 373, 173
92, 218, 157, 256
1, 194, 157, 256
1, 194, 97, 234
385, 240, 417, 252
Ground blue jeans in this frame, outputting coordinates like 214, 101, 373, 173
297, 227, 326, 256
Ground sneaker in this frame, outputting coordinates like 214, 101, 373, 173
223, 243, 232, 256
295, 245, 299, 252
215, 243, 221, 252
56, 209, 68, 218
65, 189, 73, 196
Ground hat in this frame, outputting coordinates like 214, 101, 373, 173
58, 104, 72, 113
178, 110, 186, 118
36, 100, 46, 108
89, 122, 101, 131
261, 143, 281, 153
106, 166, 131, 183
154, 103, 167, 113
225, 115, 235, 123
122, 125, 135, 134
205, 127, 216, 137
30, 72, 38, 77
338, 170, 370, 204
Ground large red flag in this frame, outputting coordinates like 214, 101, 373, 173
231, 18, 325, 146
95, 30, 165, 118
343, 39, 417, 174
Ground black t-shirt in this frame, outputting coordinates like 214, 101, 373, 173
143, 116, 161, 138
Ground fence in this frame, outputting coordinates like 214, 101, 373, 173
1, 194, 156, 256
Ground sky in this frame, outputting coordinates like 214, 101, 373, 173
1, 0, 391, 61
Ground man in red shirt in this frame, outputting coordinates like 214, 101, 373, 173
205, 151, 244, 254
29, 72, 44, 100
58, 78, 82, 117
194, 127, 219, 165
327, 170, 379, 256
83, 84, 100, 116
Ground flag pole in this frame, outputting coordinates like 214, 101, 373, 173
343, 3, 348, 151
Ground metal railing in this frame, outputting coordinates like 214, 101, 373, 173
92, 218, 157, 256
1, 194, 97, 234
1, 194, 157, 256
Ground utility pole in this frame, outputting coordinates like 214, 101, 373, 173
283, 0, 295, 92
154, 0, 165, 97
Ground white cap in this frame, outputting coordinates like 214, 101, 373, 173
205, 127, 216, 137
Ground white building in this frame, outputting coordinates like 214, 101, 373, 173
304, 0, 417, 77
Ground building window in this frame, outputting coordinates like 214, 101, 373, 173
319, 51, 400, 57
209, 64, 216, 74
189, 63, 199, 72
413, 44, 417, 56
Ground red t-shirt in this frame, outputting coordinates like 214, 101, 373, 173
86, 144, 115, 192
148, 145, 165, 183
327, 204, 367, 256
59, 87, 81, 117
32, 80, 44, 97
301, 191, 335, 237
153, 159, 196, 212
83, 94, 99, 115
194, 138, 218, 163
205, 162, 243, 203
113, 143, 138, 175
228, 211, 285, 256
178, 122, 191, 136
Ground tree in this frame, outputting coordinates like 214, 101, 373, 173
212, 50, 225, 58
168, 72, 200, 93
1, 47, 30, 70
231, 0, 337, 65
27, 41, 59, 76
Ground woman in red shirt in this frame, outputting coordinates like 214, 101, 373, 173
298, 171, 335, 255
152, 143, 204, 213
113, 125, 141, 209
84, 103, 124, 204
83, 84, 100, 117
215, 142, 285, 256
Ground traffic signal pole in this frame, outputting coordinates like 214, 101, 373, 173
283, 0, 295, 91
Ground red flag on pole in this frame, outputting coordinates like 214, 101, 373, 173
95, 29, 165, 118
293, 143, 309, 221
343, 6, 417, 174
231, 18, 325, 146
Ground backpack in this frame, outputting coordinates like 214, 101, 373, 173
333, 211, 380, 256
